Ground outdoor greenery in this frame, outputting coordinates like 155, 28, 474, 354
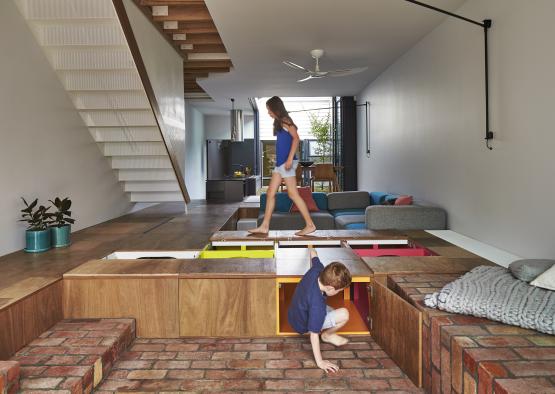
309, 112, 332, 163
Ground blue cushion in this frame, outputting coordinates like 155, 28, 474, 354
369, 192, 388, 205
370, 192, 401, 205
260, 193, 293, 212
260, 192, 327, 213
330, 209, 366, 217
345, 222, 366, 230
312, 193, 328, 210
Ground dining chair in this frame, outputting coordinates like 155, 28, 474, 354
311, 163, 338, 192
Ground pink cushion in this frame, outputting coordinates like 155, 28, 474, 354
395, 195, 413, 205
290, 187, 320, 212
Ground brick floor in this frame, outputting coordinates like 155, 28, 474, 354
99, 336, 424, 393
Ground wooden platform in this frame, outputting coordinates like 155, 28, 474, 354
0, 201, 242, 358
364, 256, 495, 276
209, 229, 407, 244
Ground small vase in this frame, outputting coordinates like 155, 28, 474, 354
25, 229, 51, 253
51, 224, 71, 248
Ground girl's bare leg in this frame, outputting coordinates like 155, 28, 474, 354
249, 172, 283, 234
283, 176, 316, 236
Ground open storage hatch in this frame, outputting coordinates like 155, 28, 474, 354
346, 239, 436, 257
275, 246, 372, 336
276, 280, 370, 335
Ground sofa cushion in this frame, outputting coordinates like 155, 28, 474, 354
531, 264, 555, 290
366, 205, 446, 230
395, 195, 413, 205
258, 211, 335, 230
345, 222, 367, 230
264, 191, 328, 212
370, 192, 399, 205
327, 191, 370, 210
330, 208, 366, 218
312, 192, 328, 210
260, 193, 292, 212
335, 214, 366, 230
290, 187, 319, 212
510, 259, 555, 282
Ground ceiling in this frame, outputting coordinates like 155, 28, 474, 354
192, 0, 466, 112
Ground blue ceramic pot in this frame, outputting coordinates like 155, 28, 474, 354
25, 229, 51, 253
51, 225, 71, 248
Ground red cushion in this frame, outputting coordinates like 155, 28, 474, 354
290, 187, 320, 212
395, 195, 413, 205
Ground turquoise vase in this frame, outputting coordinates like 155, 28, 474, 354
25, 229, 51, 253
51, 225, 71, 248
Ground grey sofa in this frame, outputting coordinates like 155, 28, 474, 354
257, 191, 447, 231
365, 204, 447, 230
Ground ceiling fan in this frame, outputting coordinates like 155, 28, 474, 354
283, 49, 368, 82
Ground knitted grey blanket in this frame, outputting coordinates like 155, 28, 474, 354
424, 266, 555, 335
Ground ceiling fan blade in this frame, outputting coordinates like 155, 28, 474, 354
326, 66, 368, 77
283, 61, 310, 72
297, 75, 315, 83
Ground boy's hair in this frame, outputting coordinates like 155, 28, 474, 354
319, 262, 352, 290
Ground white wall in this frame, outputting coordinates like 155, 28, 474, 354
185, 102, 206, 199
356, 0, 555, 259
0, 1, 132, 256
205, 114, 254, 140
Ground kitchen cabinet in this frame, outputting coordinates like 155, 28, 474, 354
206, 176, 257, 201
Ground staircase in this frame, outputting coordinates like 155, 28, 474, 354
15, 0, 187, 203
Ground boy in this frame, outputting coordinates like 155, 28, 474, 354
287, 246, 352, 373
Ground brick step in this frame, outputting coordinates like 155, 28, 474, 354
388, 274, 555, 394
0, 361, 20, 394
10, 318, 135, 393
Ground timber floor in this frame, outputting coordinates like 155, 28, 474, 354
0, 201, 242, 310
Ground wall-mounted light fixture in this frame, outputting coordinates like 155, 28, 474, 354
403, 0, 494, 150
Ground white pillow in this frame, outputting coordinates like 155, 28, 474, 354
530, 263, 555, 291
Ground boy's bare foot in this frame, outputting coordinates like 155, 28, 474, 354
321, 333, 349, 347
295, 224, 316, 236
248, 226, 269, 235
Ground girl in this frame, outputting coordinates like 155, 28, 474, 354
249, 96, 316, 236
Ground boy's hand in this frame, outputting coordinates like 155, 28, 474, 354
308, 245, 318, 259
317, 360, 339, 373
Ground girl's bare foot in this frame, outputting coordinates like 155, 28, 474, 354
321, 333, 349, 347
295, 224, 316, 236
248, 225, 269, 235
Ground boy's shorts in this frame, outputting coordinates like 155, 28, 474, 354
273, 160, 298, 178
321, 306, 337, 330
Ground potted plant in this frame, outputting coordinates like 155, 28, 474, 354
49, 197, 75, 248
20, 197, 52, 253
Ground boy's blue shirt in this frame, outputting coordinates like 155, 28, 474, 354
287, 256, 327, 334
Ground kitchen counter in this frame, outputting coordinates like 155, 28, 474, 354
208, 175, 258, 181
206, 176, 258, 201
